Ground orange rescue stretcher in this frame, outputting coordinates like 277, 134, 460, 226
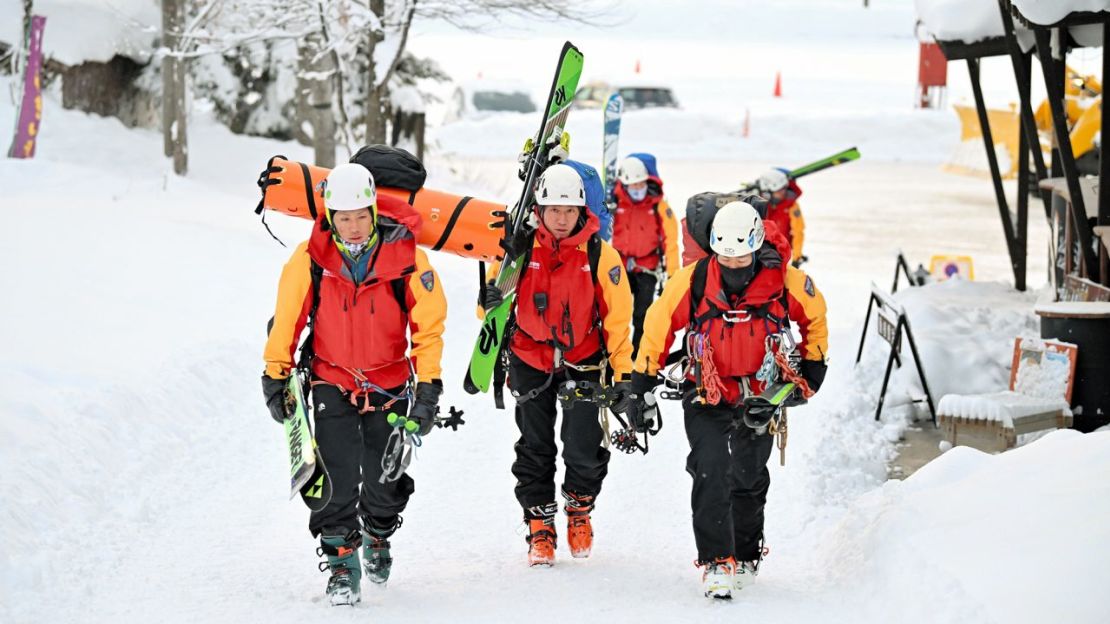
257, 157, 508, 262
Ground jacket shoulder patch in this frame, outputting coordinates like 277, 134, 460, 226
804, 275, 815, 297
608, 266, 622, 285
420, 270, 435, 292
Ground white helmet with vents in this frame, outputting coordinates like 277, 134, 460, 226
709, 201, 765, 257
535, 164, 586, 207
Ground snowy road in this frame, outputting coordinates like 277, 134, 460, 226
5, 116, 1076, 622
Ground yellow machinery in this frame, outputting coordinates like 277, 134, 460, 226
948, 66, 1102, 179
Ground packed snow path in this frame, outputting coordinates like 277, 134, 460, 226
9, 109, 1108, 621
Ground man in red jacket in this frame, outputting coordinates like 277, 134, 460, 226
482, 163, 634, 568
611, 154, 679, 356
755, 168, 807, 267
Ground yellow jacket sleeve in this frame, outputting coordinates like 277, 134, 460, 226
635, 263, 695, 376
789, 202, 806, 262
785, 266, 828, 362
263, 241, 314, 379
407, 248, 447, 383
657, 199, 680, 277
595, 242, 634, 379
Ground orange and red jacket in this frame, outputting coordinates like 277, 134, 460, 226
611, 177, 679, 276
263, 194, 447, 393
766, 179, 806, 263
488, 208, 633, 378
635, 222, 828, 406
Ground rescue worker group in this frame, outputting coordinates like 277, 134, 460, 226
262, 147, 829, 605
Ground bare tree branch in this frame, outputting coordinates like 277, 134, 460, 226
375, 0, 417, 93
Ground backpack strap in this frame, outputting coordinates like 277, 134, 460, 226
587, 234, 602, 285
688, 258, 714, 327
390, 277, 410, 314
295, 260, 326, 372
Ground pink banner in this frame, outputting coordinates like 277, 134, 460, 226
8, 15, 46, 159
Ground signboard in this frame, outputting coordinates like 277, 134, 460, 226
928, 254, 975, 282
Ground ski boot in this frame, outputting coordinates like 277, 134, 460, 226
318, 528, 362, 606
362, 515, 402, 586
562, 489, 595, 559
700, 556, 737, 600
734, 559, 760, 591
525, 503, 558, 567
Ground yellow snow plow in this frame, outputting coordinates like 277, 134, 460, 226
947, 66, 1102, 179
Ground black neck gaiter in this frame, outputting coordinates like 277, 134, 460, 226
720, 263, 758, 297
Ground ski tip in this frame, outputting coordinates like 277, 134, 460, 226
463, 374, 480, 395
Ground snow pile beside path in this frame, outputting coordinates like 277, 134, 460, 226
815, 429, 1110, 623
915, 0, 1005, 43
854, 280, 1041, 432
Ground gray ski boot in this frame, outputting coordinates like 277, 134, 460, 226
362, 515, 402, 585
318, 528, 362, 606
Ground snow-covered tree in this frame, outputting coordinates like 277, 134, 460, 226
166, 0, 606, 169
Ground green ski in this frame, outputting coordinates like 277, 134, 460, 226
283, 373, 332, 511
787, 146, 860, 178
736, 146, 861, 192
464, 41, 585, 394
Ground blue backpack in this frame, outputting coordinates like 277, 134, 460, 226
562, 160, 614, 241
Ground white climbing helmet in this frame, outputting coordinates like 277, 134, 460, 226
323, 163, 377, 212
535, 163, 586, 207
618, 156, 650, 185
709, 201, 765, 257
756, 169, 789, 193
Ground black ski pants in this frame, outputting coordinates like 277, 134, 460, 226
308, 383, 412, 537
508, 353, 611, 517
683, 399, 774, 562
629, 270, 658, 359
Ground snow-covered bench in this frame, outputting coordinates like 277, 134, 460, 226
937, 337, 1075, 453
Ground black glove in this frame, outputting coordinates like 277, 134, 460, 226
629, 393, 659, 433
627, 372, 661, 433
630, 371, 660, 396
262, 375, 289, 424
481, 280, 504, 312
800, 359, 827, 393
609, 380, 633, 416
791, 255, 809, 268
408, 381, 443, 436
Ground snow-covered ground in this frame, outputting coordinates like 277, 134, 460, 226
4, 1, 1109, 621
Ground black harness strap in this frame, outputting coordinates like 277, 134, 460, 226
432, 196, 473, 251
298, 162, 318, 220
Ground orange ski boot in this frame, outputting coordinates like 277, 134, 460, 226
527, 518, 557, 567
562, 490, 595, 559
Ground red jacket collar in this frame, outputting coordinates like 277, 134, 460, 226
308, 194, 420, 282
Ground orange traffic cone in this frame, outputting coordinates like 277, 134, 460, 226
773, 71, 782, 97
